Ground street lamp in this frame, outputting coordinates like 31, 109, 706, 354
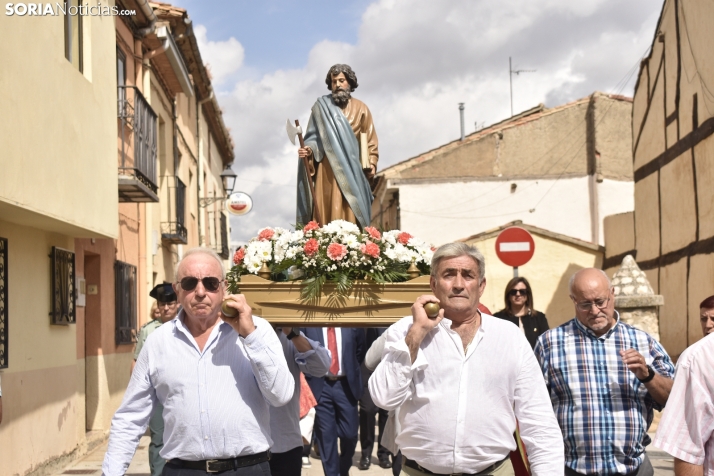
199, 166, 238, 207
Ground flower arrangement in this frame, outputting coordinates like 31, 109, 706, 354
227, 220, 435, 299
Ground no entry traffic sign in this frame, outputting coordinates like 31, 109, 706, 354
495, 226, 535, 268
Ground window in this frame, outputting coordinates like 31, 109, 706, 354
219, 213, 229, 259
115, 261, 137, 345
64, 0, 83, 72
0, 237, 7, 369
50, 247, 76, 325
117, 48, 126, 114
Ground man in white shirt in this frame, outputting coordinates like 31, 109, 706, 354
102, 248, 293, 476
654, 332, 714, 475
369, 242, 563, 476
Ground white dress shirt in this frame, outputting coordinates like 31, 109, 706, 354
654, 333, 714, 474
271, 330, 331, 453
102, 311, 293, 476
322, 327, 343, 375
368, 314, 564, 476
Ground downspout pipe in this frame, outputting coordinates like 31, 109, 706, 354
459, 103, 465, 141
196, 88, 213, 247
135, 0, 157, 37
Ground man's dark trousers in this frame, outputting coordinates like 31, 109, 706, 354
162, 460, 271, 476
359, 363, 390, 463
314, 379, 359, 476
149, 401, 165, 476
269, 446, 302, 476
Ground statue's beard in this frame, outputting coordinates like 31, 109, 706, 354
332, 88, 351, 107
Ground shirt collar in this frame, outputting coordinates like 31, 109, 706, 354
573, 310, 621, 340
173, 308, 228, 352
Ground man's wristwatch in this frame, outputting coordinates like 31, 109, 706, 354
638, 365, 656, 383
286, 330, 299, 340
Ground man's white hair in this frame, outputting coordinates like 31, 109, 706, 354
175, 247, 226, 280
568, 268, 611, 294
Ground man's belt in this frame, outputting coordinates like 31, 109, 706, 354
404, 456, 508, 476
169, 451, 270, 473
325, 375, 346, 381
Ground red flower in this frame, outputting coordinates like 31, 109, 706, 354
232, 247, 245, 265
303, 221, 320, 233
397, 232, 413, 245
364, 226, 381, 240
360, 241, 380, 258
258, 228, 275, 241
304, 238, 319, 256
327, 242, 348, 261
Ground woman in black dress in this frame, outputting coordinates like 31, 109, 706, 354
493, 277, 549, 349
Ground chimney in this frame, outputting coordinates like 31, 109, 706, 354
459, 103, 465, 141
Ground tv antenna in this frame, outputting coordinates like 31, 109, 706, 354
509, 57, 536, 116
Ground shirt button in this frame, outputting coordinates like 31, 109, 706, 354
204, 436, 208, 440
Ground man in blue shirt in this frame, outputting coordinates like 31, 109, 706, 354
102, 248, 293, 476
535, 268, 675, 476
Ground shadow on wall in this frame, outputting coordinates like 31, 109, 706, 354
544, 263, 583, 329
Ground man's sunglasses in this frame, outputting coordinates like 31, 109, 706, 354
179, 276, 223, 292
508, 289, 528, 297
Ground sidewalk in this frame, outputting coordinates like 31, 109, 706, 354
54, 436, 673, 475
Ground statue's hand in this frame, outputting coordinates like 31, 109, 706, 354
298, 147, 312, 159
364, 164, 376, 179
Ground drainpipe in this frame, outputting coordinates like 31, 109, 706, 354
135, 0, 157, 37
196, 88, 214, 247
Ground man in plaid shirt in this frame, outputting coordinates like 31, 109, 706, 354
535, 268, 675, 475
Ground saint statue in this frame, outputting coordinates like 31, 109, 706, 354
296, 64, 379, 228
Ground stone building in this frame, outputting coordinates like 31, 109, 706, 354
602, 0, 714, 359
0, 1, 235, 474
371, 92, 635, 247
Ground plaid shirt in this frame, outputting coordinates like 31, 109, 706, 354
534, 313, 675, 474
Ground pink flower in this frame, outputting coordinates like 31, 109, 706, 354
360, 241, 380, 258
303, 221, 320, 233
397, 232, 413, 245
430, 246, 437, 252
364, 226, 381, 240
232, 247, 245, 265
304, 238, 319, 256
258, 228, 275, 241
327, 242, 348, 261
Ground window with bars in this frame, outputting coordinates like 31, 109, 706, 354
114, 261, 137, 345
50, 247, 76, 325
0, 237, 7, 369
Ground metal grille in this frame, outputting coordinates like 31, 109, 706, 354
161, 177, 188, 244
219, 213, 230, 259
117, 85, 158, 194
0, 238, 7, 368
50, 247, 76, 325
114, 261, 137, 345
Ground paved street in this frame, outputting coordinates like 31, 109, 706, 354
54, 433, 674, 476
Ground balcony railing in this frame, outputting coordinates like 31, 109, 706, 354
118, 85, 159, 202
161, 177, 188, 244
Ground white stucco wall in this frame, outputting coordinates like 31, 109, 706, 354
397, 176, 633, 246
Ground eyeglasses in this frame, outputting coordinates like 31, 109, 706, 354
179, 276, 223, 292
508, 289, 528, 297
158, 301, 178, 308
574, 296, 610, 312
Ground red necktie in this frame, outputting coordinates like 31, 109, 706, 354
327, 327, 340, 375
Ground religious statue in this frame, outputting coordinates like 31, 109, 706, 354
296, 64, 379, 228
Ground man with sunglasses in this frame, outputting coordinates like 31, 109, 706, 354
535, 268, 675, 476
132, 283, 180, 476
103, 248, 293, 476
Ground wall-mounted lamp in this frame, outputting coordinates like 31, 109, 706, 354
199, 166, 238, 207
